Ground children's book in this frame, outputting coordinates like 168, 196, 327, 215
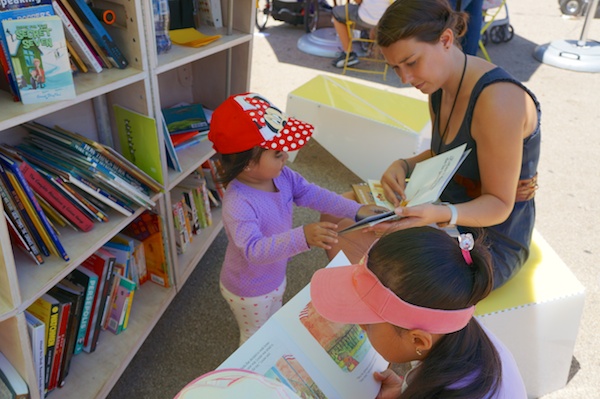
0, 351, 29, 399
340, 144, 471, 233
159, 113, 182, 172
2, 15, 76, 104
162, 103, 210, 134
219, 251, 388, 399
25, 311, 45, 399
194, 0, 223, 28
113, 104, 164, 185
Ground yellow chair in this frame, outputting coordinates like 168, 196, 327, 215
341, 1, 389, 79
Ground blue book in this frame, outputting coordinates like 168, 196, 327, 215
66, 0, 128, 68
65, 267, 98, 355
162, 103, 210, 134
2, 15, 76, 104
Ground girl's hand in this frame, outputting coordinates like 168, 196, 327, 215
356, 205, 392, 221
304, 222, 339, 250
374, 369, 403, 399
380, 160, 408, 207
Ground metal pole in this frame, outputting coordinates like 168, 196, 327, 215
578, 0, 599, 46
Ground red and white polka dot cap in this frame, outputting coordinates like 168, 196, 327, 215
208, 92, 314, 154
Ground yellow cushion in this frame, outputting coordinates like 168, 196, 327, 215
475, 230, 585, 316
288, 75, 429, 133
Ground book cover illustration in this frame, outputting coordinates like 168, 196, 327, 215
113, 104, 164, 185
162, 103, 210, 134
2, 15, 76, 104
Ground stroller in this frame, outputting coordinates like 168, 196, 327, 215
481, 0, 514, 45
255, 0, 327, 33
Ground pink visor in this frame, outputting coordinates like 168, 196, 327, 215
310, 263, 475, 334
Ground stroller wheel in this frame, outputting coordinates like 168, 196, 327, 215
559, 0, 584, 16
481, 31, 488, 46
490, 26, 505, 44
255, 0, 271, 31
504, 25, 514, 42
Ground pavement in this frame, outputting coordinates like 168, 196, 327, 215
249, 1, 600, 398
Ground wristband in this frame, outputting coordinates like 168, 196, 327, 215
400, 159, 411, 177
444, 203, 458, 225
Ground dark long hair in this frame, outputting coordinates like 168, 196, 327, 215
367, 227, 501, 399
376, 0, 468, 48
216, 147, 266, 187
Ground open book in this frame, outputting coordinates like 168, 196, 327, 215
340, 144, 471, 233
218, 252, 389, 399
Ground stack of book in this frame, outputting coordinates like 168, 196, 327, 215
0, 121, 162, 265
0, 0, 129, 104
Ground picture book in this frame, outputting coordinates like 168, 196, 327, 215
159, 113, 182, 172
2, 15, 77, 104
104, 274, 136, 335
194, 0, 222, 28
0, 351, 29, 399
45, 290, 71, 392
122, 210, 170, 288
25, 311, 45, 399
26, 293, 60, 392
64, 266, 98, 354
219, 251, 388, 399
114, 104, 164, 185
64, 0, 127, 68
162, 103, 209, 134
340, 144, 471, 233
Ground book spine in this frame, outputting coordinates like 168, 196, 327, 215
2, 157, 70, 260
0, 39, 19, 101
20, 161, 94, 232
0, 170, 44, 263
45, 302, 59, 392
67, 0, 128, 68
89, 256, 115, 351
50, 174, 108, 223
67, 270, 97, 354
25, 312, 46, 399
66, 172, 134, 217
52, 0, 103, 73
0, 163, 50, 257
47, 301, 70, 392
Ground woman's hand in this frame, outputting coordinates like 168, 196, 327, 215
356, 205, 392, 221
304, 222, 339, 250
380, 160, 409, 207
374, 369, 403, 399
364, 203, 452, 234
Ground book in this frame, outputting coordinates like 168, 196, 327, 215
49, 279, 85, 387
0, 2, 55, 102
339, 144, 471, 233
202, 157, 225, 201
351, 183, 375, 205
63, 0, 127, 68
65, 39, 87, 72
0, 165, 44, 264
159, 113, 182, 172
219, 251, 388, 398
25, 311, 45, 399
102, 240, 132, 280
0, 352, 29, 399
19, 160, 94, 232
26, 293, 60, 392
104, 274, 136, 335
171, 197, 190, 254
64, 266, 98, 354
2, 15, 77, 104
0, 152, 69, 260
51, 0, 103, 73
45, 289, 71, 392
162, 103, 210, 135
80, 248, 115, 353
113, 104, 164, 185
195, 0, 223, 28
122, 211, 170, 288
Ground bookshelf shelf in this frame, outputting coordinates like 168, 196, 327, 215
0, 0, 253, 397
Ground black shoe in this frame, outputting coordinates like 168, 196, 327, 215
331, 51, 359, 68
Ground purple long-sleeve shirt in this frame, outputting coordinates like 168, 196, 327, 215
220, 166, 362, 297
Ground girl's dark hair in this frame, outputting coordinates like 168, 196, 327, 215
217, 147, 266, 187
367, 226, 501, 399
376, 0, 468, 48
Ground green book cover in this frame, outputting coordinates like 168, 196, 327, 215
113, 105, 164, 184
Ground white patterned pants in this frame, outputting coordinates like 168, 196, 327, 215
220, 279, 286, 346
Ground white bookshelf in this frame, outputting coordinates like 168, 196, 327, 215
0, 0, 254, 397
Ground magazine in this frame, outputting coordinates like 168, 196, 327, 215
218, 251, 389, 399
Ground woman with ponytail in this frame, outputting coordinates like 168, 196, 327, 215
311, 227, 527, 398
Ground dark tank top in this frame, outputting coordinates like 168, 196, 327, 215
431, 67, 541, 288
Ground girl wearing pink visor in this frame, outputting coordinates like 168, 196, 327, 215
311, 227, 526, 398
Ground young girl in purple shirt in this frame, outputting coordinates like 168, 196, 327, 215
208, 93, 385, 344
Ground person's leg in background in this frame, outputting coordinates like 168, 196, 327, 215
449, 0, 484, 56
331, 4, 360, 67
